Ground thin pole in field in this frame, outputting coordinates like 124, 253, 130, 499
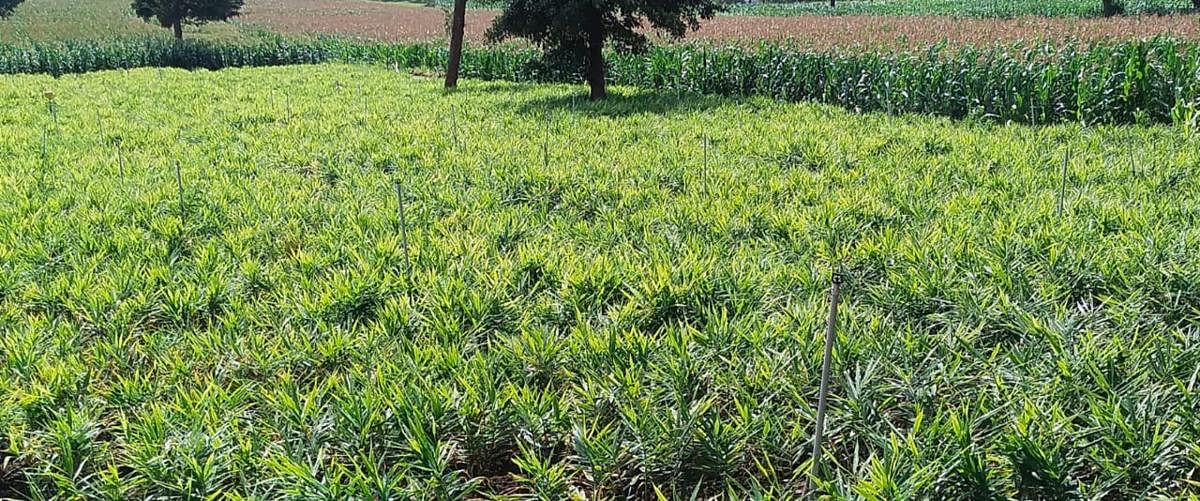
542, 111, 550, 171
1057, 147, 1070, 216
39, 129, 49, 192
47, 94, 59, 130
675, 132, 682, 177
450, 103, 459, 155
811, 271, 843, 479
701, 121, 709, 193
359, 82, 368, 120
1128, 142, 1136, 178
117, 138, 126, 180
175, 160, 187, 226
394, 180, 412, 281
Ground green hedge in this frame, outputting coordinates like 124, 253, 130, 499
3, 36, 1198, 125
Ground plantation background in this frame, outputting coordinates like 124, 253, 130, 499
4, 0, 1200, 44
5, 0, 1200, 126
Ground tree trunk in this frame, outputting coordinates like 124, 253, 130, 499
444, 0, 467, 89
829, 0, 835, 7
586, 16, 606, 100
173, 20, 183, 40
1101, 0, 1120, 16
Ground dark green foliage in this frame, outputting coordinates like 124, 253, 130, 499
0, 0, 22, 17
2, 37, 1200, 126
131, 0, 244, 39
487, 0, 721, 98
0, 36, 339, 75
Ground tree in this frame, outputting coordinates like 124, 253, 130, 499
445, 0, 468, 89
487, 0, 720, 100
132, 0, 245, 40
0, 0, 23, 18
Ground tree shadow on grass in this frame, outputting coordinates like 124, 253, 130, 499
447, 78, 749, 117
513, 87, 740, 118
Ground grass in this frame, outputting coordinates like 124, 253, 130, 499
1, 63, 1199, 498
730, 0, 1198, 17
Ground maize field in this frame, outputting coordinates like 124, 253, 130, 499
4, 36, 1200, 126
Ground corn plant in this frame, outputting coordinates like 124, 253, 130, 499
3, 36, 1200, 126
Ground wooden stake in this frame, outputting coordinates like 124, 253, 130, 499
117, 138, 125, 180
394, 180, 412, 281
450, 104, 459, 155
39, 129, 49, 191
701, 124, 709, 193
1057, 147, 1070, 216
542, 112, 550, 172
175, 160, 186, 226
359, 82, 368, 120
1128, 143, 1136, 178
48, 99, 58, 130
811, 271, 843, 478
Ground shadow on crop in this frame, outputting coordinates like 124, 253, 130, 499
514, 89, 736, 118
447, 78, 742, 117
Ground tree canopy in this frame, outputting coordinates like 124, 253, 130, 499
487, 0, 720, 99
132, 0, 245, 39
0, 0, 24, 18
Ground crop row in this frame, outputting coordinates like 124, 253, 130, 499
2, 36, 1200, 126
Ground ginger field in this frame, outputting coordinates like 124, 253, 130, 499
2, 65, 1200, 498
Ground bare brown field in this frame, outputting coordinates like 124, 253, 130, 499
242, 0, 1200, 48
690, 13, 1200, 48
242, 0, 496, 41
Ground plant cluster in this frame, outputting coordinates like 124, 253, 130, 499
1, 64, 1199, 499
